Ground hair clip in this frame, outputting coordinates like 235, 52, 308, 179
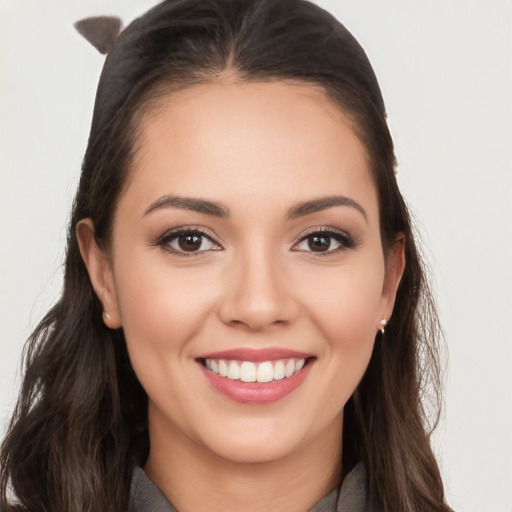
74, 16, 123, 54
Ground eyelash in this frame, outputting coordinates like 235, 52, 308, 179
154, 226, 356, 256
155, 227, 222, 257
292, 227, 356, 255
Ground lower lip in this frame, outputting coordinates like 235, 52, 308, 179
199, 361, 313, 404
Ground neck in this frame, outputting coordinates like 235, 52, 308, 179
144, 409, 343, 512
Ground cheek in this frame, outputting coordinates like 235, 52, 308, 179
284, 257, 384, 437
111, 252, 223, 419
297, 257, 385, 345
112, 250, 219, 357
293, 253, 384, 404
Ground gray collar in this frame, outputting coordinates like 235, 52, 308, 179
130, 462, 370, 512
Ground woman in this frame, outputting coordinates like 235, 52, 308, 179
0, 0, 450, 511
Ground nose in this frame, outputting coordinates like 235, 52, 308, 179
218, 246, 299, 332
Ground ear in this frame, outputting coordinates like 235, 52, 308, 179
76, 219, 122, 329
379, 234, 406, 323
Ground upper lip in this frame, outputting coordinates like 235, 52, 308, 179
197, 347, 314, 362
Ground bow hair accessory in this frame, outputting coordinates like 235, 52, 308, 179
74, 16, 123, 54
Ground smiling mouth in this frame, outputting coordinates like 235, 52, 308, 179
196, 348, 315, 403
201, 357, 312, 383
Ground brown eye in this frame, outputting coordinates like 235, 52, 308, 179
292, 229, 354, 254
177, 233, 203, 251
159, 229, 220, 254
307, 234, 332, 252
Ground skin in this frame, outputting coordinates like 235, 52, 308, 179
78, 80, 405, 512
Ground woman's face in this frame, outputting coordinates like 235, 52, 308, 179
81, 81, 403, 465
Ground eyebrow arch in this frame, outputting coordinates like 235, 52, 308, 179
143, 195, 230, 218
286, 195, 368, 221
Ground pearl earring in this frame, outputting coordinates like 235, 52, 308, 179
103, 312, 112, 321
379, 318, 387, 335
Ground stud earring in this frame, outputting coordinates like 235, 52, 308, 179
103, 312, 112, 321
379, 318, 387, 335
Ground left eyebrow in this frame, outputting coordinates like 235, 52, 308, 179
286, 195, 368, 222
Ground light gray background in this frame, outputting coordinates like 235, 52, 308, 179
1, 1, 510, 510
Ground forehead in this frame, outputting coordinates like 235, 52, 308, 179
124, 80, 378, 222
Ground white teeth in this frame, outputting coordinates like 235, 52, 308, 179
256, 361, 274, 383
228, 361, 240, 380
204, 357, 307, 382
284, 359, 295, 377
218, 360, 228, 377
273, 360, 285, 380
240, 361, 256, 382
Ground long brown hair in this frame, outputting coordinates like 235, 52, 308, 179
1, 1, 449, 510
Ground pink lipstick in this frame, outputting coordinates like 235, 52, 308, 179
196, 348, 315, 404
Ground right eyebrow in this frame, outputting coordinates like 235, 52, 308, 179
142, 195, 230, 218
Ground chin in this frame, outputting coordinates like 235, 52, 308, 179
194, 413, 338, 466
205, 433, 303, 465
